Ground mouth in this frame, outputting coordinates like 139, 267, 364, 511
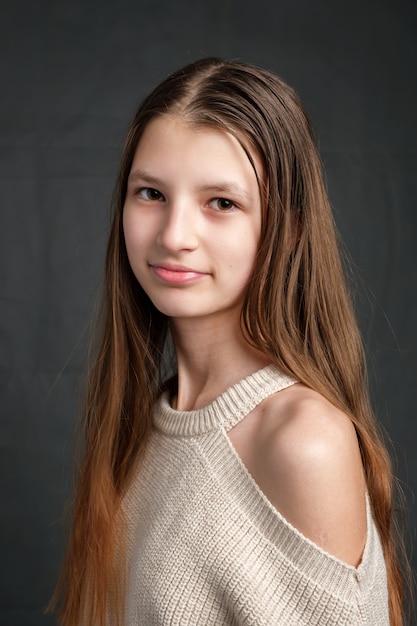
149, 263, 208, 284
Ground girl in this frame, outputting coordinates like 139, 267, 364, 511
52, 58, 405, 625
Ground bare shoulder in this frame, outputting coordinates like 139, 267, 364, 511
263, 385, 364, 481
230, 384, 367, 566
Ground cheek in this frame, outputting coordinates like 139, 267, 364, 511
123, 210, 148, 254
224, 236, 259, 286
239, 228, 260, 269
123, 212, 146, 276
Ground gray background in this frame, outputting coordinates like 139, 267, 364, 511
1, 1, 416, 624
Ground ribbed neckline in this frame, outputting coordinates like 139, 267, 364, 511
154, 365, 297, 437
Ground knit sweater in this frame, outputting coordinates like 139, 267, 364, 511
122, 365, 389, 625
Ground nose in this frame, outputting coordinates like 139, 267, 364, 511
157, 202, 199, 253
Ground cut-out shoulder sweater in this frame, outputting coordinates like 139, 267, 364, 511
122, 365, 389, 625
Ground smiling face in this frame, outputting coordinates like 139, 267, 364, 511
122, 116, 264, 327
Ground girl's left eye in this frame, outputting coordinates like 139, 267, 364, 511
209, 198, 236, 212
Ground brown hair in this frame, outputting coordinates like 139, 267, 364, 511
51, 58, 407, 625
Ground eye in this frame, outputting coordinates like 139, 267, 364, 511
137, 187, 164, 201
209, 197, 236, 212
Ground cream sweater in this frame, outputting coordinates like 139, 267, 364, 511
123, 365, 389, 625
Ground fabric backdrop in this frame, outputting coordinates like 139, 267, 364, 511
1, 1, 416, 624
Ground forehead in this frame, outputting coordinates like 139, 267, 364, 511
131, 115, 264, 189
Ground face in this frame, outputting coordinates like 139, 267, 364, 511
123, 116, 263, 327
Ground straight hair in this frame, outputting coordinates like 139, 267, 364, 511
50, 58, 408, 625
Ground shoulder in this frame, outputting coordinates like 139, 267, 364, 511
263, 385, 363, 478
233, 384, 367, 566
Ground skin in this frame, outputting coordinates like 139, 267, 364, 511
123, 115, 271, 407
123, 115, 367, 567
228, 385, 367, 566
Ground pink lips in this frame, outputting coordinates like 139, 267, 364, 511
150, 263, 208, 284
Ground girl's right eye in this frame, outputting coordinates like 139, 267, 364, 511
137, 187, 164, 201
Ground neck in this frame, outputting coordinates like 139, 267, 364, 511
170, 313, 271, 411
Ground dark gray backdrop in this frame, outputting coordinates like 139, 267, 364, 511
1, 1, 416, 624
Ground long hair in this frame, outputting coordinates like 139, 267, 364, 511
51, 58, 406, 625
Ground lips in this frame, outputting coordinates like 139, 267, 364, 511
150, 263, 208, 285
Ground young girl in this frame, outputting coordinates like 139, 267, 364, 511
52, 58, 405, 625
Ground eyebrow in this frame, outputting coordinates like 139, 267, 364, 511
127, 169, 253, 203
127, 169, 163, 187
197, 182, 252, 203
